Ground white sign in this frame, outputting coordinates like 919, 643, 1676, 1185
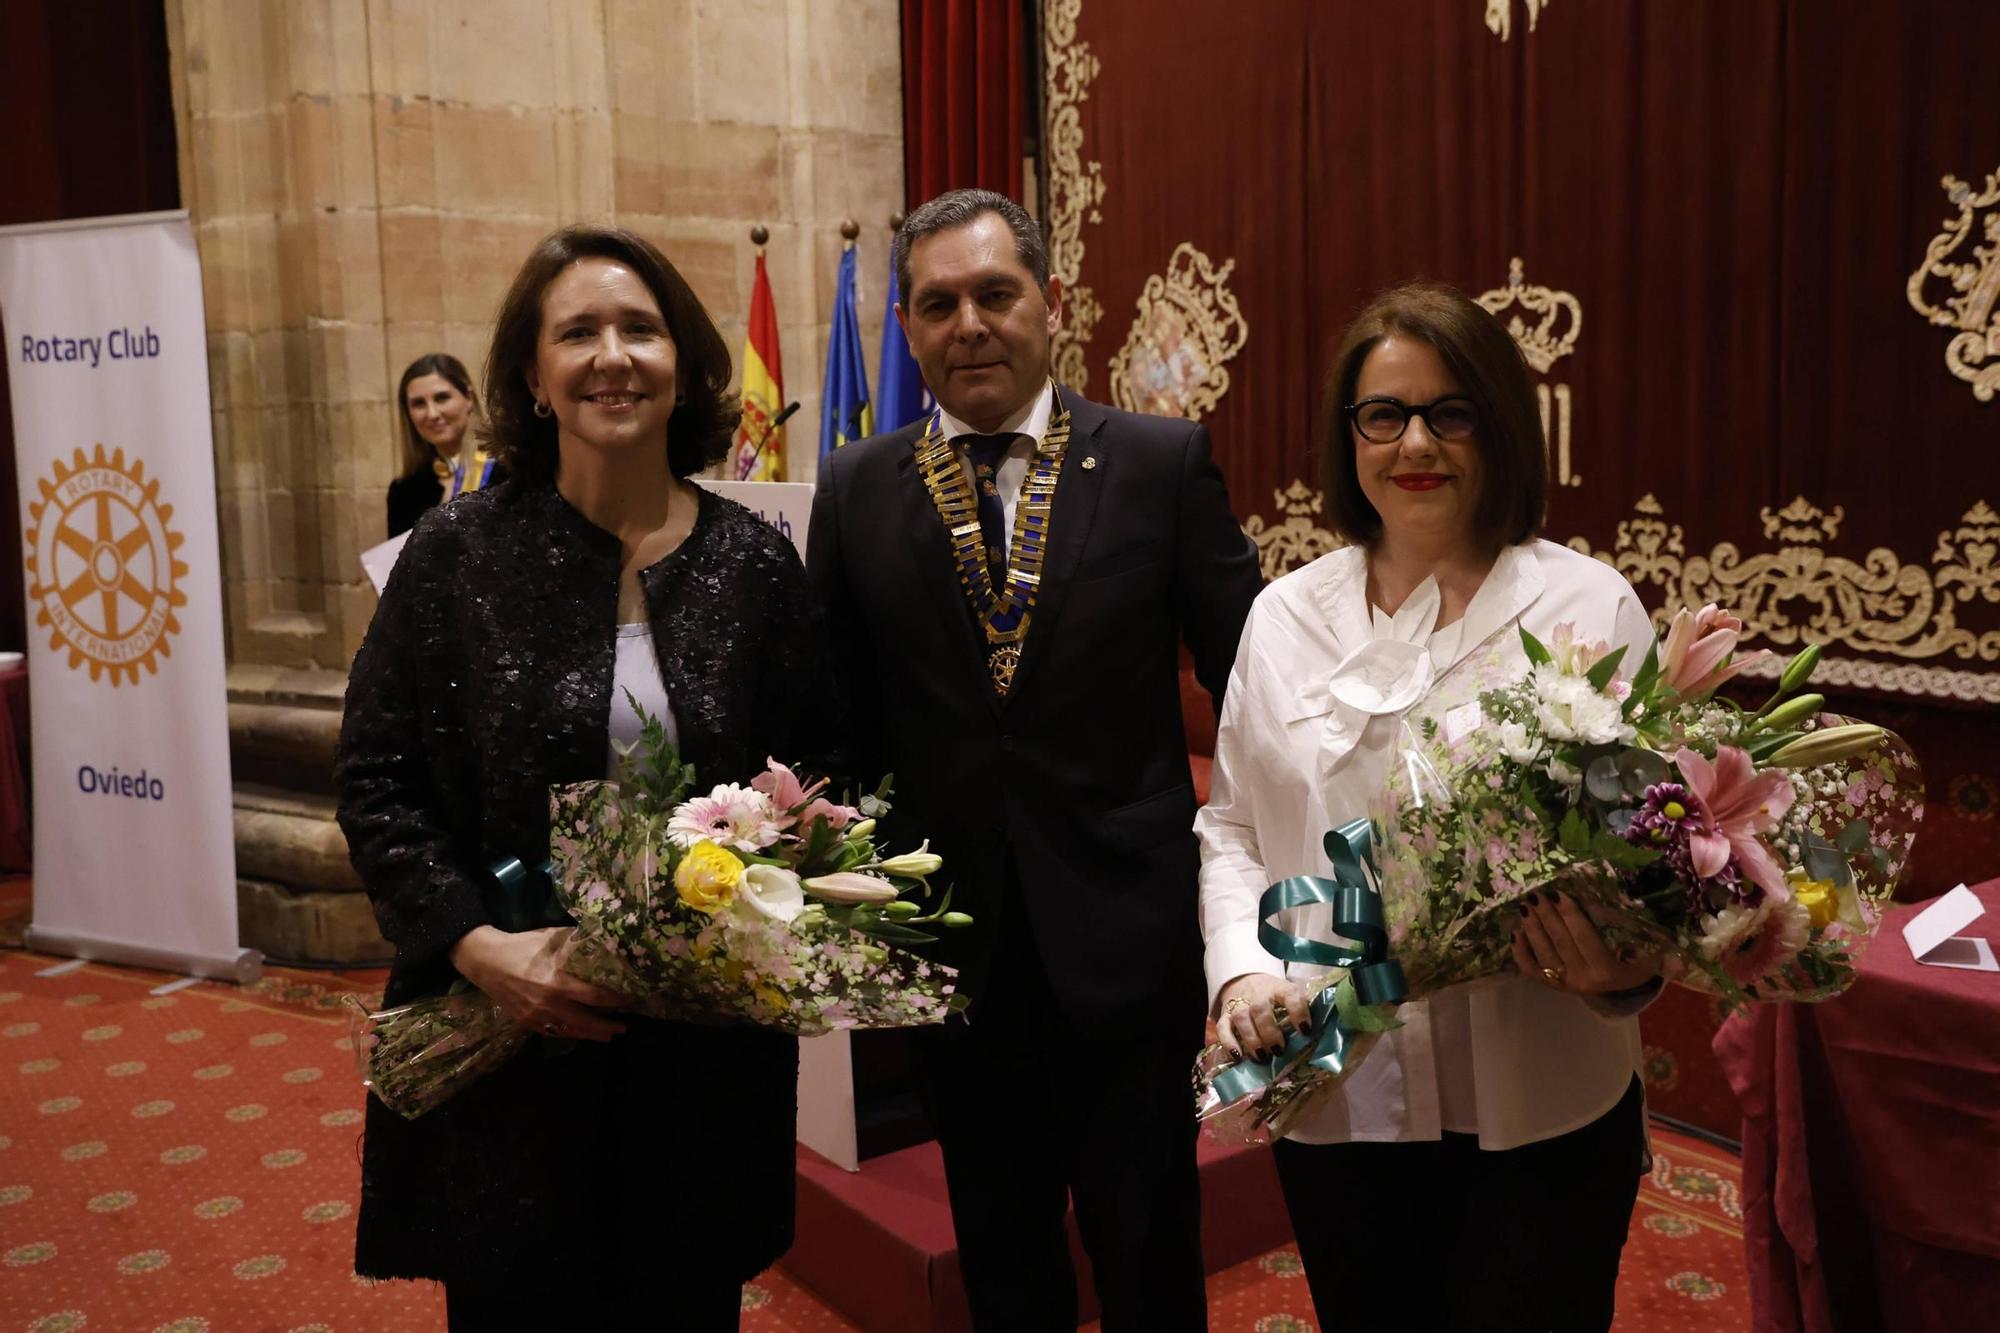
696, 479, 814, 557
1902, 884, 1997, 971
698, 475, 863, 1166
0, 211, 256, 983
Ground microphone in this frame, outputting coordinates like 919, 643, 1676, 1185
736, 400, 801, 478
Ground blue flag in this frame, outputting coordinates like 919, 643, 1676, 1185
819, 246, 873, 459
876, 260, 929, 433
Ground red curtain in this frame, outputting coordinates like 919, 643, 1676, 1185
901, 0, 1026, 206
1043, 0, 2000, 1144
0, 0, 179, 655
0, 0, 180, 229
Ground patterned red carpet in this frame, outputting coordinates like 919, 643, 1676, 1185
1, 934, 1746, 1331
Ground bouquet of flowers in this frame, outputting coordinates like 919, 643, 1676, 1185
1197, 605, 1924, 1141
353, 702, 969, 1119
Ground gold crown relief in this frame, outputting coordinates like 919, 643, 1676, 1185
1906, 167, 2000, 402
1475, 258, 1582, 374
1108, 243, 1249, 422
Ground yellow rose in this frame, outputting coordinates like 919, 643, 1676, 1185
675, 840, 743, 914
1787, 870, 1839, 929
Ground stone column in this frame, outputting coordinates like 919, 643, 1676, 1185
164, 0, 905, 961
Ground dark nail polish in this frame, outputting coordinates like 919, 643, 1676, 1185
1525, 892, 1541, 906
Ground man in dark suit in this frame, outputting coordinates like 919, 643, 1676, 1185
807, 188, 1263, 1331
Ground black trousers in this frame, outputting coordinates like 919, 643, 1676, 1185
913, 903, 1209, 1332
1272, 1075, 1647, 1333
443, 1273, 742, 1331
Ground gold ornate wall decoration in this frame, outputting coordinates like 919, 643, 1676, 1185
1567, 494, 2000, 702
1906, 167, 2000, 403
1731, 652, 2000, 706
1044, 0, 1106, 392
1243, 480, 1344, 581
1106, 244, 1249, 421
1485, 0, 1551, 42
1477, 257, 1584, 487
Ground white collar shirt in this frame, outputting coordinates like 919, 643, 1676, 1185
1195, 539, 1662, 1150
936, 381, 1054, 560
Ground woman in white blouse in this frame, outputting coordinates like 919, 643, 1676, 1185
1198, 283, 1663, 1330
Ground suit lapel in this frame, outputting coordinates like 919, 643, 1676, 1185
893, 434, 998, 709
1004, 389, 1107, 704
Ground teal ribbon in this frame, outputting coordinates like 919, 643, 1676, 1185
1207, 819, 1408, 1113
487, 855, 560, 932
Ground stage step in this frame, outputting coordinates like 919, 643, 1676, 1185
782, 1135, 1291, 1332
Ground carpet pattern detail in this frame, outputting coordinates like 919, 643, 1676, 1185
1, 945, 1744, 1331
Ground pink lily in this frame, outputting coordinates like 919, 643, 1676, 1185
751, 757, 821, 814
1674, 746, 1796, 900
1659, 603, 1771, 700
798, 796, 862, 831
1547, 622, 1614, 676
751, 757, 861, 833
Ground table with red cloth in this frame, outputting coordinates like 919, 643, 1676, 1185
1714, 877, 2000, 1331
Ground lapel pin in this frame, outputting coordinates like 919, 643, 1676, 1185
1081, 456, 1098, 471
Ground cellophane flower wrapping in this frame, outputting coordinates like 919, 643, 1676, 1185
549, 780, 963, 1033
1370, 621, 1924, 1010
1194, 980, 1395, 1144
348, 987, 527, 1121
351, 711, 968, 1119
1202, 615, 1925, 1140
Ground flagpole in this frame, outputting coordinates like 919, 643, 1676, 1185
839, 217, 860, 446
733, 222, 790, 481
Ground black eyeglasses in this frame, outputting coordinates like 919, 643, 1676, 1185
1345, 395, 1479, 444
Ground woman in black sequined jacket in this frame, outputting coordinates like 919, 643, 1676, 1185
335, 226, 834, 1329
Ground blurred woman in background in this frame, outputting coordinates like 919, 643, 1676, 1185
385, 352, 506, 538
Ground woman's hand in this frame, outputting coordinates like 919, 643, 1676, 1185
448, 925, 629, 1042
1214, 972, 1315, 1062
1511, 889, 1661, 995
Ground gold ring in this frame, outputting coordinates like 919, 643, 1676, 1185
1541, 966, 1565, 985
1221, 997, 1250, 1016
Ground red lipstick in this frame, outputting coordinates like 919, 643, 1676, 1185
1392, 473, 1449, 491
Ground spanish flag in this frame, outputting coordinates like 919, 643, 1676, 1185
732, 251, 787, 481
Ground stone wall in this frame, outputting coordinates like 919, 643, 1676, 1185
167, 0, 905, 673
161, 0, 906, 960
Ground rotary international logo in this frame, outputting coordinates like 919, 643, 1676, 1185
24, 444, 188, 686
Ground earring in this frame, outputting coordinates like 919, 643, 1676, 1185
532, 399, 552, 418
674, 392, 686, 405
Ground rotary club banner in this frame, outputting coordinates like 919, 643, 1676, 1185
0, 211, 254, 982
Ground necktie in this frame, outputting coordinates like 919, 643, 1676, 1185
962, 433, 1014, 588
